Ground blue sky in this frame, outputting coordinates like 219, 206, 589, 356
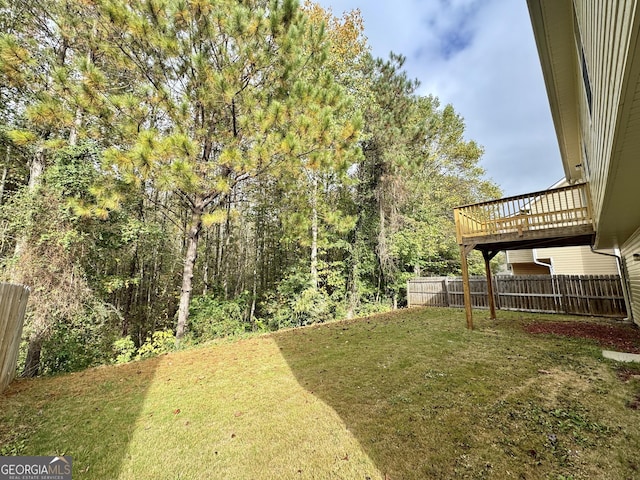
314, 0, 565, 197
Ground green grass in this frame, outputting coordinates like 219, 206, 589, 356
2, 308, 640, 479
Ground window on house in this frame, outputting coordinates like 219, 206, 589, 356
574, 5, 593, 115
582, 141, 591, 179
580, 46, 593, 115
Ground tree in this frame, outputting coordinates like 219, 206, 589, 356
0, 0, 503, 376
344, 53, 423, 310
72, 0, 361, 340
389, 96, 501, 280
0, 0, 102, 375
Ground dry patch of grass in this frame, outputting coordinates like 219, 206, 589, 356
1, 337, 380, 479
1, 308, 640, 479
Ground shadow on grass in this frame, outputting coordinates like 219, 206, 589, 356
271, 309, 640, 480
0, 356, 162, 479
271, 309, 480, 479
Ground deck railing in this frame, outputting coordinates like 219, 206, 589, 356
454, 183, 593, 243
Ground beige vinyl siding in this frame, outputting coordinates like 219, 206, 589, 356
573, 1, 636, 229
506, 250, 534, 264
597, 60, 640, 246
511, 263, 551, 275
507, 246, 618, 275
537, 246, 618, 275
622, 226, 640, 325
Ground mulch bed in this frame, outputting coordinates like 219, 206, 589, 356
524, 320, 640, 354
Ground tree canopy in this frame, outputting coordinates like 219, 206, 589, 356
0, 0, 500, 376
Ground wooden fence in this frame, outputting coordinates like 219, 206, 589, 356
0, 283, 30, 393
407, 275, 626, 317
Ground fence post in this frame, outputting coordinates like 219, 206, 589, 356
444, 278, 451, 307
557, 276, 568, 314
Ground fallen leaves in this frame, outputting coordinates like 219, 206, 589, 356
525, 321, 640, 353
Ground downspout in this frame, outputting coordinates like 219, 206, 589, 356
590, 246, 633, 322
533, 249, 554, 274
533, 249, 558, 310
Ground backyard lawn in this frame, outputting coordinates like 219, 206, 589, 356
1, 307, 640, 479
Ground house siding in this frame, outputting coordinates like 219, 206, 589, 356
622, 226, 640, 325
506, 250, 534, 264
540, 246, 618, 275
511, 263, 551, 276
528, 1, 640, 321
507, 245, 618, 276
573, 1, 636, 231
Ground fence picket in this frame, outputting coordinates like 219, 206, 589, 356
0, 283, 30, 393
407, 275, 626, 318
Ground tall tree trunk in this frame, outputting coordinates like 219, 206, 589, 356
215, 223, 223, 279
222, 194, 233, 299
27, 147, 45, 190
16, 33, 74, 377
346, 256, 358, 319
21, 334, 42, 378
250, 244, 258, 326
202, 229, 209, 296
175, 200, 204, 341
68, 108, 82, 147
346, 217, 362, 319
0, 166, 7, 207
310, 177, 319, 289
12, 147, 46, 268
376, 202, 387, 301
121, 250, 138, 336
0, 145, 9, 206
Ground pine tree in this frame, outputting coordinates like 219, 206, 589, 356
74, 0, 361, 340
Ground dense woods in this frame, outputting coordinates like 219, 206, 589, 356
0, 0, 499, 376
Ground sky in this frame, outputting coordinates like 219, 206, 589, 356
314, 0, 565, 197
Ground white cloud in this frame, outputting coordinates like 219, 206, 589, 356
315, 0, 565, 196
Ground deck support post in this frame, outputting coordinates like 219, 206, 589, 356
460, 244, 474, 329
483, 250, 499, 320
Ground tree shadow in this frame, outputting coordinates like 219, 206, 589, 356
0, 356, 162, 479
270, 313, 480, 480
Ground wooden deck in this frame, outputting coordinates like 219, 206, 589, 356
453, 183, 597, 329
454, 183, 595, 251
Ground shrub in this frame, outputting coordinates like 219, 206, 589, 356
356, 301, 393, 317
112, 336, 136, 364
188, 295, 249, 341
265, 286, 336, 331
136, 330, 175, 360
37, 302, 121, 375
291, 288, 333, 326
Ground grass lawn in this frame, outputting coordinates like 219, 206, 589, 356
1, 307, 640, 479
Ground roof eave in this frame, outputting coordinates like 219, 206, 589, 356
527, 0, 583, 183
